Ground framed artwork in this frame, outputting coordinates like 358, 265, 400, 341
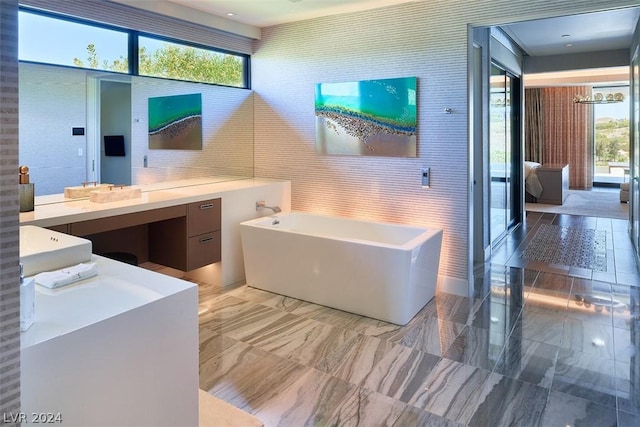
315, 77, 417, 157
148, 93, 202, 150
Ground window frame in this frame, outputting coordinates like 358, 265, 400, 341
136, 31, 250, 88
18, 6, 251, 89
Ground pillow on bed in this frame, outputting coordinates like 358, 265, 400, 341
524, 161, 541, 179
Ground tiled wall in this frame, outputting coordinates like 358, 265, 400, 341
0, 0, 20, 419
130, 78, 254, 184
252, 0, 638, 290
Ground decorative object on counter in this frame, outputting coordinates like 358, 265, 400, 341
148, 93, 202, 150
315, 77, 417, 157
20, 263, 35, 331
19, 165, 35, 212
34, 262, 98, 289
64, 181, 113, 199
89, 185, 142, 203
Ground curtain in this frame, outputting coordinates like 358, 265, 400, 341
542, 86, 593, 189
524, 86, 593, 190
524, 88, 543, 163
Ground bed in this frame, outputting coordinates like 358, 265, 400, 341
525, 162, 569, 205
525, 161, 543, 200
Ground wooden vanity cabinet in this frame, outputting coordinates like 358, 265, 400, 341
149, 198, 221, 271
69, 205, 186, 264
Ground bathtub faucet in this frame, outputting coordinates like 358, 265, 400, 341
256, 200, 282, 213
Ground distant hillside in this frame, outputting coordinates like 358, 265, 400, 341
595, 117, 627, 124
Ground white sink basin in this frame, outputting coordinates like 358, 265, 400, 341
20, 226, 92, 277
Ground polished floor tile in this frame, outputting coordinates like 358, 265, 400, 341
441, 325, 506, 371
467, 375, 550, 427
410, 358, 495, 424
494, 335, 559, 388
540, 390, 618, 427
143, 211, 640, 426
552, 347, 617, 408
513, 306, 566, 347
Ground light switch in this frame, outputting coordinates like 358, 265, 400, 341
421, 168, 430, 188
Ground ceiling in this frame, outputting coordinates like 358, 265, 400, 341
119, 1, 640, 58
165, 0, 418, 27
115, 1, 640, 84
158, 1, 640, 55
500, 7, 640, 57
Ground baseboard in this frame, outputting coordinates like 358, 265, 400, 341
438, 274, 470, 297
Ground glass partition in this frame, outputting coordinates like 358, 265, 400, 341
490, 62, 520, 245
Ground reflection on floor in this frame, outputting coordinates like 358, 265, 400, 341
144, 211, 640, 426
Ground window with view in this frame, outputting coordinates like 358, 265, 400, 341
138, 36, 247, 88
593, 86, 630, 185
19, 10, 129, 73
18, 9, 249, 88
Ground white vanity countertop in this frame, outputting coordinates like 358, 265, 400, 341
20, 177, 288, 228
20, 254, 196, 349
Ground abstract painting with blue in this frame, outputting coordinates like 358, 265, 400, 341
315, 77, 417, 157
148, 93, 202, 150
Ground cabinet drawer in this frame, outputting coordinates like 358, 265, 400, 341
186, 230, 221, 271
187, 198, 221, 237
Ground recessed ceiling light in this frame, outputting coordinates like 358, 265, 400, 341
226, 12, 235, 17
565, 43, 573, 47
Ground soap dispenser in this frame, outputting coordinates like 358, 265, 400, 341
20, 264, 35, 332
19, 165, 34, 212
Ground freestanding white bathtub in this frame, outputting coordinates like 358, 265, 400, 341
240, 212, 443, 325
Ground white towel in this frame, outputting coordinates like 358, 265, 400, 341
35, 262, 98, 289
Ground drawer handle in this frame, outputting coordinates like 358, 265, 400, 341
199, 236, 214, 244
199, 203, 214, 210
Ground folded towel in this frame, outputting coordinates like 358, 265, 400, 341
35, 262, 98, 289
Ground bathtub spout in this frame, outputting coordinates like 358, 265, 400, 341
256, 201, 281, 213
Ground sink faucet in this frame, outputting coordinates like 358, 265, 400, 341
256, 200, 281, 213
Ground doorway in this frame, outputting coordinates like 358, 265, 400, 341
100, 80, 132, 186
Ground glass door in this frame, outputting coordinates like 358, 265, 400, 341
592, 85, 630, 186
631, 46, 640, 252
490, 63, 520, 245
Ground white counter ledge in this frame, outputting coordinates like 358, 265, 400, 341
20, 254, 195, 349
20, 177, 292, 288
20, 177, 288, 228
20, 255, 200, 426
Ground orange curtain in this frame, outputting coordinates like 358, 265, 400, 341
524, 88, 544, 164
540, 86, 593, 189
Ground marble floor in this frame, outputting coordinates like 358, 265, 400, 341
147, 212, 640, 426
